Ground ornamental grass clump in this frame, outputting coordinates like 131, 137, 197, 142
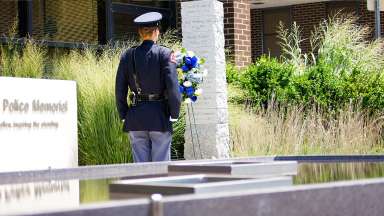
51, 31, 184, 164
312, 15, 384, 75
53, 47, 133, 165
278, 14, 384, 75
230, 102, 384, 156
0, 40, 45, 78
0, 30, 186, 163
278, 22, 312, 75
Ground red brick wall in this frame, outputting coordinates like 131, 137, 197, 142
224, 0, 251, 68
176, 0, 252, 68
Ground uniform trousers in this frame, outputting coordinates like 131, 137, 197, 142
128, 131, 172, 162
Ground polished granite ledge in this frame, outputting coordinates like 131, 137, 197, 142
0, 156, 274, 184
275, 154, 384, 162
20, 178, 384, 216
2, 155, 384, 185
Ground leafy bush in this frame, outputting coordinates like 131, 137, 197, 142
234, 14, 384, 113
240, 56, 294, 106
171, 107, 185, 159
226, 62, 239, 84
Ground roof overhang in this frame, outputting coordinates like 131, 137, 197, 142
251, 0, 337, 9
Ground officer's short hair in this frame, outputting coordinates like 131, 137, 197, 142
138, 26, 159, 38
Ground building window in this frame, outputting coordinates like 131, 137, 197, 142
263, 7, 291, 57
0, 1, 18, 37
111, 0, 175, 41
0, 0, 175, 47
33, 0, 99, 44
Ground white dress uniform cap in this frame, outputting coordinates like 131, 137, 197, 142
134, 12, 162, 27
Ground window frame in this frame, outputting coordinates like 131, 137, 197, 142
0, 0, 176, 48
261, 6, 292, 57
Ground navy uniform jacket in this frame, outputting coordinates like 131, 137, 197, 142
115, 40, 181, 132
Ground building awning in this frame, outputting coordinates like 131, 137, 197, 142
251, 0, 341, 9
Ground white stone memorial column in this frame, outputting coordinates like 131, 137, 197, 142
181, 0, 230, 159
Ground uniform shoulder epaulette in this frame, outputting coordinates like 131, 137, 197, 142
125, 46, 138, 54
157, 44, 172, 50
158, 43, 169, 48
158, 45, 174, 55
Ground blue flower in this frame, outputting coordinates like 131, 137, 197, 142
185, 56, 199, 69
185, 57, 192, 66
181, 65, 189, 72
179, 85, 185, 93
190, 56, 198, 68
191, 96, 198, 102
186, 87, 195, 96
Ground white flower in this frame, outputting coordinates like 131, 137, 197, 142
195, 88, 203, 96
186, 51, 195, 57
186, 73, 203, 84
184, 98, 192, 103
174, 51, 184, 65
183, 80, 192, 87
202, 69, 208, 77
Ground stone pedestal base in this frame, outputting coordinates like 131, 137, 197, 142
184, 122, 230, 159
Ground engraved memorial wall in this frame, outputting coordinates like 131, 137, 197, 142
181, 0, 230, 159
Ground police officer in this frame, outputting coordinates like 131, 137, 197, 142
115, 12, 182, 163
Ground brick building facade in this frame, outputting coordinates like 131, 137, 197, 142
0, 0, 383, 69
176, 0, 252, 68
250, 0, 384, 62
223, 0, 252, 68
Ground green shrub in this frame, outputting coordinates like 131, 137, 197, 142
293, 61, 384, 111
240, 56, 294, 106
171, 107, 185, 159
226, 62, 239, 84
234, 14, 384, 113
238, 55, 384, 113
300, 61, 348, 109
